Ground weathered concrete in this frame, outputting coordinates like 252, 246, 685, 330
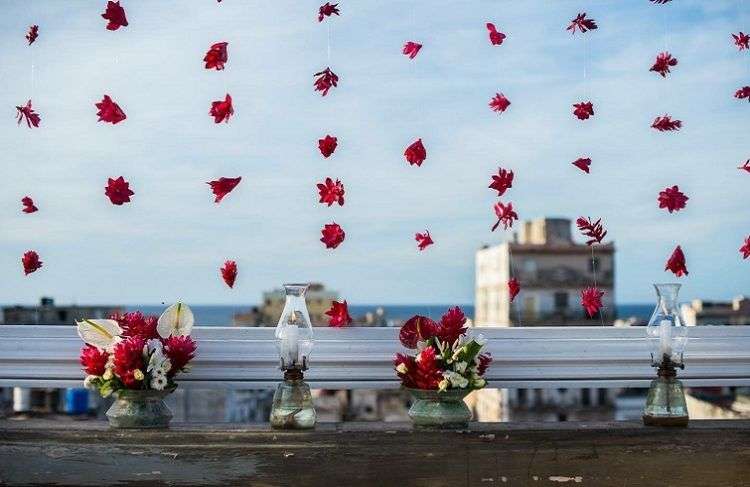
0, 419, 749, 486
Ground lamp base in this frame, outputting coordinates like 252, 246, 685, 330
642, 359, 689, 427
270, 370, 316, 430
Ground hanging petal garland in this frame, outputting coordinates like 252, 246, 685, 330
105, 176, 134, 205
320, 222, 345, 249
313, 67, 339, 96
16, 100, 41, 128
733, 32, 750, 51
567, 13, 597, 34
740, 236, 750, 260
489, 93, 511, 113
404, 139, 427, 167
317, 177, 345, 206
220, 260, 237, 288
26, 25, 39, 45
572, 157, 592, 173
326, 300, 352, 327
318, 2, 340, 22
96, 95, 126, 124
576, 217, 607, 245
204, 42, 228, 70
22, 250, 43, 275
22, 196, 38, 214
415, 230, 434, 251
508, 277, 520, 303
665, 245, 689, 277
573, 101, 595, 120
209, 94, 234, 123
580, 287, 605, 317
735, 86, 750, 102
402, 42, 422, 59
207, 177, 242, 203
486, 23, 506, 45
650, 52, 678, 77
657, 185, 688, 213
489, 167, 514, 196
739, 159, 750, 173
318, 135, 338, 157
491, 202, 518, 232
101, 1, 128, 31
651, 115, 682, 131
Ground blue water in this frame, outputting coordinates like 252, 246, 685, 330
127, 304, 654, 326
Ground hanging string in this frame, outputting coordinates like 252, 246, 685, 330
591, 245, 605, 326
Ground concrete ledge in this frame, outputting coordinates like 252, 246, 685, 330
1, 419, 748, 486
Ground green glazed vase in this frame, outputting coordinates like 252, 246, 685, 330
106, 389, 174, 429
406, 388, 472, 429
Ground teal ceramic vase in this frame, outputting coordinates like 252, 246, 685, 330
407, 388, 472, 429
106, 389, 173, 429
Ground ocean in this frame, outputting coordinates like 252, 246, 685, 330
126, 304, 654, 326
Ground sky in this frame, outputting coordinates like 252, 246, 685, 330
0, 0, 748, 307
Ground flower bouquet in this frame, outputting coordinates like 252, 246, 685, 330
393, 306, 491, 428
77, 303, 197, 428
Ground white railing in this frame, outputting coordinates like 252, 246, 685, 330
1, 325, 749, 389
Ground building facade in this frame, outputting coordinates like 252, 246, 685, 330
2, 297, 121, 325
681, 297, 750, 326
475, 218, 615, 326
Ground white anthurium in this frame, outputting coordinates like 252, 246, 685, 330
76, 319, 122, 351
157, 302, 194, 338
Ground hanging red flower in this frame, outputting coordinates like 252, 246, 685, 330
204, 42, 228, 70
80, 345, 109, 376
415, 230, 434, 251
580, 287, 605, 318
22, 196, 38, 214
572, 157, 591, 173
207, 176, 242, 203
313, 67, 338, 96
399, 315, 438, 349
325, 300, 352, 327
650, 52, 678, 77
738, 159, 750, 173
101, 1, 128, 31
318, 2, 340, 22
657, 185, 689, 213
733, 32, 750, 51
576, 217, 607, 245
740, 236, 750, 259
508, 278, 520, 303
404, 138, 427, 167
567, 13, 597, 34
221, 260, 237, 288
95, 95, 126, 124
317, 177, 345, 207
318, 135, 338, 158
105, 176, 134, 205
651, 115, 682, 132
735, 86, 750, 102
15, 100, 41, 128
491, 202, 518, 231
320, 222, 345, 249
489, 167, 514, 196
436, 306, 468, 346
26, 25, 39, 45
163, 335, 197, 376
22, 250, 43, 275
665, 245, 688, 277
573, 101, 594, 120
486, 23, 506, 45
402, 41, 422, 59
113, 336, 145, 388
489, 93, 511, 113
209, 94, 234, 123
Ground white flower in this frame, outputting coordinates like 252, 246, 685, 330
454, 361, 468, 374
133, 369, 144, 381
102, 368, 114, 380
443, 371, 469, 389
146, 339, 163, 353
83, 375, 98, 389
473, 378, 487, 388
395, 363, 408, 374
438, 379, 449, 392
150, 375, 168, 391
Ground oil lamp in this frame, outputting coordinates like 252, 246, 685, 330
643, 283, 689, 427
269, 283, 316, 429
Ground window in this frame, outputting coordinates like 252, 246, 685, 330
554, 292, 569, 310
